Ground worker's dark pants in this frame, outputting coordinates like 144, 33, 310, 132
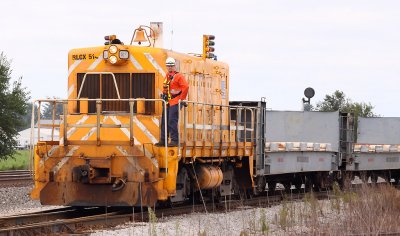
160, 104, 179, 143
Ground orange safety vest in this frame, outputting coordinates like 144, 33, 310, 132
163, 71, 189, 106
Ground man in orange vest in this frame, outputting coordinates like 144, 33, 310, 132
156, 57, 189, 147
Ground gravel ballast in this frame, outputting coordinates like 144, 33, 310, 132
0, 186, 60, 216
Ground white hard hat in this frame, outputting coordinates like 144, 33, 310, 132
166, 57, 176, 66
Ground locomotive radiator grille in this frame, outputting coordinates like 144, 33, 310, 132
76, 73, 155, 114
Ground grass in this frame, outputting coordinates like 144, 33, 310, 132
269, 182, 400, 235
321, 183, 400, 234
0, 150, 30, 170
148, 207, 158, 236
243, 182, 400, 235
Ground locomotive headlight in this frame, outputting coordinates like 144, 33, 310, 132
109, 55, 118, 64
119, 50, 129, 59
109, 45, 118, 54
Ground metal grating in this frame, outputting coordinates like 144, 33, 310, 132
132, 73, 155, 114
102, 73, 130, 112
76, 73, 155, 114
77, 73, 100, 113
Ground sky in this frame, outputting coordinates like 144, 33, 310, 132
1, 0, 399, 116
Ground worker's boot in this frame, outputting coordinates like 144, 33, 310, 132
155, 141, 166, 147
168, 141, 178, 147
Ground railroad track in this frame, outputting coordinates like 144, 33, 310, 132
0, 190, 331, 235
0, 170, 33, 187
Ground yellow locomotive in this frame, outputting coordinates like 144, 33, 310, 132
31, 23, 259, 206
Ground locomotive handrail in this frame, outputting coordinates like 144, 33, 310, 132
31, 98, 168, 175
31, 97, 258, 177
179, 100, 258, 158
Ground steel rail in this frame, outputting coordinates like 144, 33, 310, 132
0, 170, 33, 187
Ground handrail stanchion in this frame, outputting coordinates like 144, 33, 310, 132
251, 108, 255, 144
51, 101, 56, 141
202, 104, 206, 141
227, 106, 232, 157
178, 100, 181, 157
96, 100, 101, 146
192, 102, 196, 146
63, 101, 68, 146
183, 100, 188, 144
219, 105, 223, 159
195, 102, 198, 145
251, 108, 256, 157
235, 107, 239, 142
211, 104, 215, 156
202, 103, 206, 156
163, 100, 168, 174
244, 108, 247, 149
37, 101, 41, 141
129, 99, 135, 146
29, 101, 36, 174
211, 105, 214, 144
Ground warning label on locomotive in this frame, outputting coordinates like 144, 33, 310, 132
72, 54, 98, 60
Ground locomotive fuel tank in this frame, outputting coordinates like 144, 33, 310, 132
195, 165, 223, 189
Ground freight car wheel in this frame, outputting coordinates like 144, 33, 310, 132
370, 173, 378, 184
255, 176, 267, 194
359, 171, 369, 183
338, 172, 353, 190
294, 183, 303, 193
267, 182, 277, 194
304, 177, 313, 192
283, 183, 292, 193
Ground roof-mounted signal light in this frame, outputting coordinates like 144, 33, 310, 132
202, 35, 215, 59
104, 35, 117, 45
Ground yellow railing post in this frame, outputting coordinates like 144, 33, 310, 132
96, 100, 101, 146
63, 101, 68, 146
129, 99, 135, 146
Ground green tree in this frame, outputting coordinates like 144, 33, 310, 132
41, 97, 63, 119
21, 102, 38, 130
315, 90, 377, 118
315, 90, 378, 142
315, 90, 348, 112
0, 53, 30, 160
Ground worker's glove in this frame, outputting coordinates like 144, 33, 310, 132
160, 93, 168, 101
180, 102, 188, 109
